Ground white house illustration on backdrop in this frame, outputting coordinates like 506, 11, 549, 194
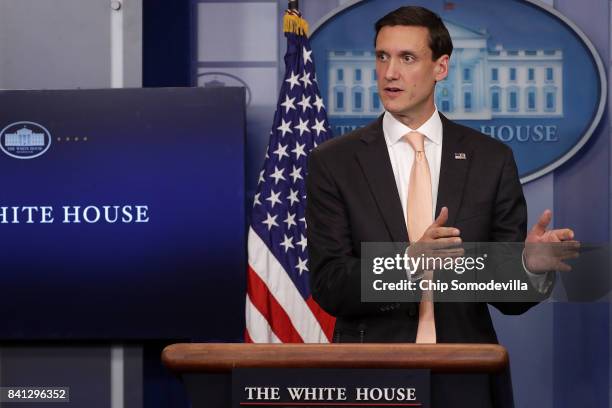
4, 127, 45, 147
327, 20, 563, 120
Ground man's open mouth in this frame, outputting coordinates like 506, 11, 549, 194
385, 87, 403, 93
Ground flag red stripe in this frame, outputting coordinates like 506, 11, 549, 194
247, 265, 304, 343
306, 296, 336, 342
244, 327, 253, 343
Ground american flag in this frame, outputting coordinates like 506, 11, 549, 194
245, 10, 335, 343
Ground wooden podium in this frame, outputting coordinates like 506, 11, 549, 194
162, 343, 509, 408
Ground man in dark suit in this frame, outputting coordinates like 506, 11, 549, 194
306, 6, 575, 408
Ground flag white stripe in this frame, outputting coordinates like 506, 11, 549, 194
245, 295, 282, 343
248, 227, 328, 343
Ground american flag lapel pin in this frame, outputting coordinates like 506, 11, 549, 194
454, 152, 467, 160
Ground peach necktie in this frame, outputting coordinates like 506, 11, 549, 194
405, 131, 436, 343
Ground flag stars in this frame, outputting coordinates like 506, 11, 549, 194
273, 143, 289, 161
294, 118, 310, 136
290, 165, 303, 183
262, 213, 279, 231
300, 71, 312, 88
253, 30, 332, 297
277, 119, 292, 137
279, 234, 295, 252
280, 95, 296, 113
311, 118, 327, 137
285, 71, 300, 90
287, 189, 300, 206
270, 166, 286, 184
302, 46, 313, 65
266, 189, 282, 208
291, 142, 307, 160
284, 212, 297, 229
297, 234, 307, 251
313, 94, 325, 113
295, 257, 308, 275
297, 94, 312, 112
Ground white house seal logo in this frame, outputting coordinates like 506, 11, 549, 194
0, 121, 52, 159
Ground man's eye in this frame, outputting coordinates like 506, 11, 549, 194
403, 55, 415, 62
377, 54, 388, 61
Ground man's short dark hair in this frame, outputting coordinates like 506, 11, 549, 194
374, 6, 453, 60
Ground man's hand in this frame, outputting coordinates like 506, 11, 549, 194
419, 207, 461, 246
524, 209, 580, 273
408, 207, 464, 259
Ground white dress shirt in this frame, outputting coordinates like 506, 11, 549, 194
383, 108, 442, 223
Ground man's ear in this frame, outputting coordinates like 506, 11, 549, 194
434, 55, 450, 81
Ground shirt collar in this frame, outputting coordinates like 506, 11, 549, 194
382, 108, 442, 147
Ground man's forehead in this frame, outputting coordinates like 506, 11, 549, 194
375, 25, 430, 52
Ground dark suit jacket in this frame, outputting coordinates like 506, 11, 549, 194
306, 114, 536, 408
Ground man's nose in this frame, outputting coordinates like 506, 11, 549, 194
384, 59, 400, 81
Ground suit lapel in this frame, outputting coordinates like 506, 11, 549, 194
354, 114, 473, 240
355, 118, 408, 243
436, 115, 472, 227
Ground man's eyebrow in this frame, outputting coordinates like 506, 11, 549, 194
399, 50, 417, 57
375, 49, 417, 56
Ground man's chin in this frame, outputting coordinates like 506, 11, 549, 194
382, 104, 411, 116
383, 99, 432, 118
381, 101, 398, 112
